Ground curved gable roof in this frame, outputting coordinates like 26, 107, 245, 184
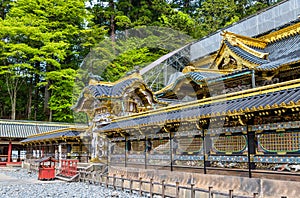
256, 33, 300, 71
73, 73, 160, 112
224, 40, 269, 65
209, 31, 269, 70
155, 69, 250, 98
88, 77, 142, 98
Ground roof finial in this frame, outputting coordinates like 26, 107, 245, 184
88, 72, 103, 82
134, 65, 140, 73
126, 65, 140, 76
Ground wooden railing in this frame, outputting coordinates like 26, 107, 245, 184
78, 171, 259, 198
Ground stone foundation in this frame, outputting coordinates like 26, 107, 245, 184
109, 166, 300, 198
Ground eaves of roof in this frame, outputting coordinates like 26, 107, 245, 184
101, 79, 300, 132
0, 120, 75, 138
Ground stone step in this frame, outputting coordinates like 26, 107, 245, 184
56, 174, 79, 182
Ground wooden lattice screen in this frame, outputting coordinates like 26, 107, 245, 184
259, 132, 300, 152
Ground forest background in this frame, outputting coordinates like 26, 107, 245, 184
0, 0, 282, 122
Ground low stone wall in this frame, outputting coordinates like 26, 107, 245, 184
109, 166, 300, 198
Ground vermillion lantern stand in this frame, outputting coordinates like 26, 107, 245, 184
37, 157, 58, 180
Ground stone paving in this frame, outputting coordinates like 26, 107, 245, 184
0, 168, 147, 198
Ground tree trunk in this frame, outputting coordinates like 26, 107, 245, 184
34, 73, 39, 120
27, 77, 33, 119
44, 81, 50, 115
11, 86, 16, 120
109, 0, 115, 42
5, 74, 19, 120
184, 0, 190, 9
44, 80, 50, 120
49, 109, 52, 122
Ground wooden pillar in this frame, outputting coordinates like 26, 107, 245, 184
170, 132, 173, 171
125, 137, 131, 167
58, 144, 62, 168
144, 139, 147, 169
42, 145, 44, 157
229, 189, 233, 198
203, 131, 212, 174
201, 129, 207, 174
7, 140, 12, 163
247, 126, 256, 178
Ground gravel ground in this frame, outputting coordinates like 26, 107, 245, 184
0, 168, 149, 198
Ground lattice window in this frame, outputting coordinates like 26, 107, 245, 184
259, 132, 300, 152
178, 137, 202, 152
131, 141, 145, 152
152, 139, 170, 153
112, 142, 125, 154
213, 135, 246, 153
71, 145, 80, 153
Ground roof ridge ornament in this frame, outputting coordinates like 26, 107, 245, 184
88, 72, 104, 85
222, 31, 269, 59
221, 31, 268, 49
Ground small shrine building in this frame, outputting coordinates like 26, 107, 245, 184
0, 120, 75, 166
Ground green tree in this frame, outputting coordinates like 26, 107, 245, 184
159, 10, 196, 37
0, 0, 104, 122
195, 0, 240, 38
169, 0, 205, 15
90, 0, 190, 37
79, 26, 194, 84
47, 68, 76, 122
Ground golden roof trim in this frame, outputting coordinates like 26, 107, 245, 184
112, 78, 300, 123
154, 82, 176, 95
260, 22, 300, 43
183, 66, 233, 74
222, 31, 268, 49
222, 31, 269, 59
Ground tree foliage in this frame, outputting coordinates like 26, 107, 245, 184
0, 0, 98, 121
